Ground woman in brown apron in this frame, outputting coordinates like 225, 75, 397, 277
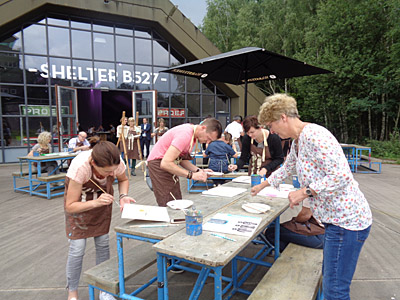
127, 117, 141, 176
64, 141, 135, 300
228, 115, 284, 177
28, 131, 59, 175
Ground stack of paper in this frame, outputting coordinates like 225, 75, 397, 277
121, 204, 170, 222
202, 186, 247, 197
203, 213, 262, 236
232, 176, 251, 184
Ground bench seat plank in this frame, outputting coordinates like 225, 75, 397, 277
83, 243, 156, 295
248, 243, 323, 300
37, 174, 66, 182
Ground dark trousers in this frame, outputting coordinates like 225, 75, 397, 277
140, 138, 151, 158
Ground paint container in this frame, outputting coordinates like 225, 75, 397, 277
185, 214, 203, 236
33, 152, 39, 157
292, 175, 300, 188
251, 174, 261, 187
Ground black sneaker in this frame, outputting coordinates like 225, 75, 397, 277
131, 169, 136, 176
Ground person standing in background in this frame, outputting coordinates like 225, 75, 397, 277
127, 117, 141, 176
224, 115, 244, 152
117, 117, 129, 159
140, 118, 152, 158
68, 132, 90, 153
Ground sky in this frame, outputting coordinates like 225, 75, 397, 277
170, 0, 208, 27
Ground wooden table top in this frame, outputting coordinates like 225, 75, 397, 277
153, 190, 289, 267
18, 153, 78, 160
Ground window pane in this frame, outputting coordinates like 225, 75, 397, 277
0, 51, 23, 83
48, 26, 70, 57
116, 27, 133, 36
170, 117, 185, 128
49, 57, 71, 86
157, 93, 169, 108
135, 65, 153, 90
72, 60, 93, 87
93, 23, 114, 33
94, 61, 116, 89
0, 32, 22, 52
216, 95, 229, 112
27, 86, 49, 106
187, 94, 200, 117
170, 47, 185, 66
135, 38, 151, 65
170, 74, 185, 93
0, 84, 24, 115
116, 36, 133, 63
202, 80, 215, 94
2, 116, 27, 147
153, 40, 169, 66
188, 117, 201, 125
202, 95, 215, 117
23, 24, 47, 55
116, 63, 134, 89
135, 27, 151, 38
171, 93, 185, 109
72, 30, 92, 59
47, 17, 69, 27
93, 33, 114, 61
187, 77, 199, 93
71, 19, 91, 30
153, 66, 169, 92
24, 55, 48, 85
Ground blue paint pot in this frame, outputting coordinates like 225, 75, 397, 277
251, 174, 261, 187
292, 175, 300, 188
185, 215, 203, 236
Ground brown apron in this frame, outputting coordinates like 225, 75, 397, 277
148, 125, 196, 207
248, 129, 274, 176
126, 127, 140, 160
64, 172, 114, 240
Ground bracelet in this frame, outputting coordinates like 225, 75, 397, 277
119, 193, 128, 200
186, 170, 193, 179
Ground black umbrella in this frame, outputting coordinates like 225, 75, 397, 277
161, 47, 332, 116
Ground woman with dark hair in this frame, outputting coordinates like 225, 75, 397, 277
64, 141, 135, 300
228, 115, 284, 177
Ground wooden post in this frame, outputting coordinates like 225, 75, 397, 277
135, 111, 145, 171
117, 111, 130, 177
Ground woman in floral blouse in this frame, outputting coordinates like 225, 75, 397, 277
252, 93, 372, 300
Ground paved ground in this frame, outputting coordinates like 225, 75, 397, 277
1, 163, 399, 300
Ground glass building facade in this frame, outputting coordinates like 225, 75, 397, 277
0, 13, 230, 163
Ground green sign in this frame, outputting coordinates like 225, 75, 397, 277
19, 105, 70, 116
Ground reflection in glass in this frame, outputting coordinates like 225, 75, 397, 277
48, 26, 70, 57
171, 94, 185, 109
49, 57, 72, 86
116, 63, 134, 89
135, 65, 153, 90
170, 118, 185, 128
72, 60, 94, 87
27, 86, 49, 105
135, 38, 151, 65
0, 32, 22, 52
170, 74, 185, 93
24, 55, 48, 85
71, 19, 91, 30
187, 94, 200, 117
216, 95, 229, 112
93, 33, 114, 61
170, 47, 185, 66
94, 61, 116, 89
2, 116, 26, 147
72, 30, 92, 59
153, 40, 169, 66
23, 24, 47, 55
0, 52, 23, 83
135, 27, 151, 38
187, 77, 199, 93
0, 85, 24, 115
202, 95, 215, 117
116, 27, 133, 36
202, 80, 215, 94
47, 17, 69, 27
157, 93, 169, 108
116, 36, 133, 63
93, 23, 113, 33
153, 67, 169, 92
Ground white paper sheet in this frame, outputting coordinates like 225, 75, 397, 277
202, 186, 247, 197
203, 213, 262, 236
232, 176, 251, 184
121, 204, 170, 222
257, 184, 297, 198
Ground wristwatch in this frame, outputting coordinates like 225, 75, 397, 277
305, 185, 313, 197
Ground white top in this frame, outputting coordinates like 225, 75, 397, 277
68, 137, 90, 149
224, 121, 243, 140
116, 125, 129, 138
267, 123, 372, 230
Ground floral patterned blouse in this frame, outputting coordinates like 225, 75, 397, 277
267, 123, 372, 230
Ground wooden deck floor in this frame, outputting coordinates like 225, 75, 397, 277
0, 163, 399, 299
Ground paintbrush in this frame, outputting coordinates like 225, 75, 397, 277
89, 178, 120, 207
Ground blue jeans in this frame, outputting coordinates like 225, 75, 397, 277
265, 225, 324, 252
323, 223, 371, 300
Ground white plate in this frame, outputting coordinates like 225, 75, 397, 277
167, 200, 193, 210
242, 203, 271, 214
